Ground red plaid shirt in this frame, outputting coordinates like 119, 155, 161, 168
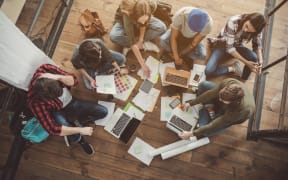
27, 64, 78, 135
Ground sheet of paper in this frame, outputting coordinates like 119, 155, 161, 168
182, 93, 201, 119
114, 75, 138, 102
160, 96, 174, 121
149, 137, 197, 157
96, 75, 116, 94
94, 101, 115, 126
132, 88, 160, 112
159, 62, 175, 86
124, 102, 145, 121
128, 137, 155, 166
161, 137, 210, 160
189, 64, 206, 87
137, 56, 160, 83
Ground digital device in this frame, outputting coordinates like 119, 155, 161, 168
104, 108, 140, 144
169, 98, 181, 109
163, 67, 191, 88
139, 79, 154, 94
166, 108, 197, 134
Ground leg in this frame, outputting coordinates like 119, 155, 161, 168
197, 81, 217, 95
205, 48, 230, 77
185, 40, 206, 61
159, 29, 172, 52
236, 47, 258, 80
52, 111, 81, 143
109, 50, 126, 66
109, 22, 130, 48
65, 99, 108, 125
144, 17, 167, 41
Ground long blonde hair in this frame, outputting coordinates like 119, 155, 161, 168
120, 0, 152, 21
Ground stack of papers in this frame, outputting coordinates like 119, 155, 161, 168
182, 93, 202, 119
189, 64, 206, 87
94, 101, 115, 126
160, 96, 174, 121
132, 88, 160, 112
137, 56, 160, 83
124, 103, 145, 121
96, 75, 116, 94
114, 75, 138, 101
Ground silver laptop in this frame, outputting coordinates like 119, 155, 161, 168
166, 108, 197, 134
104, 108, 140, 143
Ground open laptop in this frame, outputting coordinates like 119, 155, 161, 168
163, 67, 191, 88
104, 108, 140, 144
166, 108, 197, 134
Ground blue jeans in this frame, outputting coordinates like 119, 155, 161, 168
205, 46, 258, 80
159, 29, 206, 61
82, 40, 126, 90
52, 98, 108, 143
196, 81, 226, 136
109, 17, 167, 47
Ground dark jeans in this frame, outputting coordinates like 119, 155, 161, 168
52, 98, 108, 143
197, 81, 226, 136
205, 46, 258, 80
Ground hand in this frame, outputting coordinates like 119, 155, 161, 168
90, 79, 97, 89
179, 131, 193, 140
120, 67, 129, 75
142, 64, 151, 78
180, 103, 190, 111
80, 127, 93, 136
174, 57, 183, 70
246, 61, 259, 73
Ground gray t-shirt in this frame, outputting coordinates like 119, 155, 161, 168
171, 7, 213, 38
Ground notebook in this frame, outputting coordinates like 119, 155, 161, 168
104, 108, 140, 144
163, 67, 191, 88
166, 108, 197, 134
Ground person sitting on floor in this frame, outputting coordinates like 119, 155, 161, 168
71, 39, 128, 90
179, 78, 255, 139
159, 7, 213, 68
109, 0, 167, 78
205, 12, 266, 80
27, 64, 108, 156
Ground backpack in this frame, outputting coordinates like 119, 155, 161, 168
79, 9, 108, 38
153, 1, 173, 27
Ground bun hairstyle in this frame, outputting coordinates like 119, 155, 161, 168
78, 41, 102, 69
220, 84, 245, 104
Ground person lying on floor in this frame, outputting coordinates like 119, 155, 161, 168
27, 64, 108, 156
71, 38, 128, 90
179, 78, 255, 139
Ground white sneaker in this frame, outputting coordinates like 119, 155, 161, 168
232, 61, 242, 77
143, 41, 160, 53
122, 47, 130, 56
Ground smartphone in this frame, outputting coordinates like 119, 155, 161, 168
193, 74, 200, 82
169, 98, 181, 109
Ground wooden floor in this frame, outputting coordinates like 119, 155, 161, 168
1, 0, 288, 179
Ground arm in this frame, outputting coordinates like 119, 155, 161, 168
79, 69, 97, 89
170, 27, 183, 66
40, 73, 75, 87
180, 33, 205, 57
131, 44, 151, 78
137, 26, 146, 49
60, 126, 93, 136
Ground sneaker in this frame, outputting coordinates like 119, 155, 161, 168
232, 61, 242, 77
78, 137, 95, 156
122, 47, 130, 56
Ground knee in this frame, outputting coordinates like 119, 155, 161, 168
204, 66, 214, 76
98, 106, 108, 119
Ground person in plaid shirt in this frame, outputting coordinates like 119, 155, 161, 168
205, 13, 266, 80
71, 39, 128, 90
27, 64, 108, 155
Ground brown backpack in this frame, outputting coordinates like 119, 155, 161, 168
79, 9, 107, 38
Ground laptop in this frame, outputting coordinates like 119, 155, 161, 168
104, 108, 140, 144
163, 67, 191, 88
166, 108, 197, 134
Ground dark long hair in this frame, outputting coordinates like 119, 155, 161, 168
78, 41, 102, 70
238, 12, 266, 40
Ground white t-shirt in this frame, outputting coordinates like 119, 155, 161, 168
58, 87, 73, 107
171, 7, 213, 38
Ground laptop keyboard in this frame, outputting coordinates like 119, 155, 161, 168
112, 113, 131, 136
165, 73, 188, 86
120, 118, 140, 144
170, 115, 192, 131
